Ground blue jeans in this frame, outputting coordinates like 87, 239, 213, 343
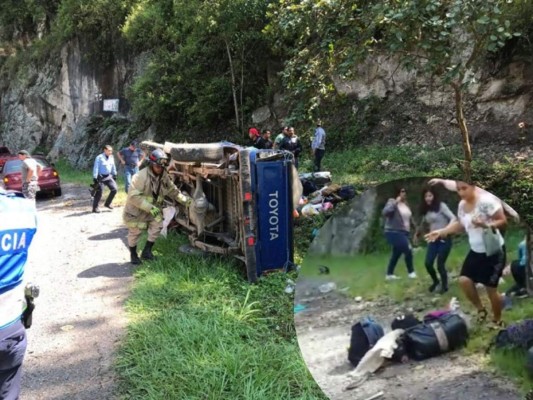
385, 230, 414, 275
425, 238, 452, 289
124, 166, 139, 193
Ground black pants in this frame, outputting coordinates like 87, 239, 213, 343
511, 260, 527, 289
0, 321, 26, 400
425, 238, 452, 289
92, 176, 117, 210
313, 149, 325, 172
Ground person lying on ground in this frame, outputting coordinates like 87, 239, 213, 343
425, 180, 508, 329
415, 186, 457, 294
383, 187, 417, 281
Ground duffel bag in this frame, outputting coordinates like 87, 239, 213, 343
404, 313, 468, 361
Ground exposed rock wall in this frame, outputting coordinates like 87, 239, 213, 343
0, 38, 141, 167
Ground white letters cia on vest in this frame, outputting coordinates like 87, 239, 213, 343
1, 230, 27, 252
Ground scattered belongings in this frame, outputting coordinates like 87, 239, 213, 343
318, 265, 330, 275
318, 282, 337, 294
345, 297, 470, 389
294, 304, 307, 313
297, 171, 357, 218
348, 317, 385, 367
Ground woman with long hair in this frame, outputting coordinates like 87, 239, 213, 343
425, 180, 508, 327
382, 187, 416, 280
415, 187, 457, 293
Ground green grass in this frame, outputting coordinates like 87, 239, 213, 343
302, 228, 533, 393
297, 144, 463, 186
115, 233, 327, 400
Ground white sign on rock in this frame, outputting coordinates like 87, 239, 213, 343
103, 99, 119, 112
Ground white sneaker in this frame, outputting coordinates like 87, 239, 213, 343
386, 274, 401, 281
408, 272, 417, 279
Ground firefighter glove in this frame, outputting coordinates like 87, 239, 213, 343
150, 206, 162, 218
176, 192, 192, 207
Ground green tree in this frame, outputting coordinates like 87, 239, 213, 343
370, 0, 520, 181
123, 0, 271, 134
267, 0, 522, 180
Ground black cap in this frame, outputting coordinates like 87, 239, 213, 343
18, 150, 30, 156
130, 140, 138, 146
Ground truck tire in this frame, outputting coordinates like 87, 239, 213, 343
168, 143, 229, 163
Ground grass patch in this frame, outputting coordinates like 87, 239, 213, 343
302, 228, 533, 393
116, 233, 327, 400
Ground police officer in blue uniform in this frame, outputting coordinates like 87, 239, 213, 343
0, 189, 38, 400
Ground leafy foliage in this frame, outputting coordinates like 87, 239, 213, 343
123, 0, 272, 132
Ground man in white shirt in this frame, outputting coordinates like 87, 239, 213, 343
17, 150, 42, 202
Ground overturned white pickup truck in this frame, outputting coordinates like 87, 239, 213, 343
141, 140, 302, 282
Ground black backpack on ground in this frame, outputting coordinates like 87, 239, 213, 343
348, 317, 385, 367
338, 185, 356, 201
404, 313, 468, 361
301, 179, 318, 196
391, 313, 420, 331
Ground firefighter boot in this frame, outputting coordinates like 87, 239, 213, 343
141, 241, 156, 261
129, 246, 142, 265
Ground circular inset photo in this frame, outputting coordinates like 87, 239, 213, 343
295, 177, 532, 400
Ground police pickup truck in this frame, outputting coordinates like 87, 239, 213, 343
141, 140, 301, 282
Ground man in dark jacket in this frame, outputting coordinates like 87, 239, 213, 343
255, 130, 273, 149
280, 127, 303, 168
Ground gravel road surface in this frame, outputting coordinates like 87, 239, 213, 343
21, 183, 133, 400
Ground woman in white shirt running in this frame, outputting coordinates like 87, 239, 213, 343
425, 180, 508, 327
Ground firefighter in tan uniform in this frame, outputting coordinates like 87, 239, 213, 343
123, 149, 191, 264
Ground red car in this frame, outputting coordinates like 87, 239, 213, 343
1, 155, 62, 197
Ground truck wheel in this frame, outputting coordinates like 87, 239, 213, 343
169, 143, 228, 163
53, 188, 62, 197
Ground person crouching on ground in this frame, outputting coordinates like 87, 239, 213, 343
92, 144, 118, 213
425, 180, 508, 328
414, 186, 457, 293
123, 149, 192, 265
503, 235, 528, 298
382, 187, 417, 280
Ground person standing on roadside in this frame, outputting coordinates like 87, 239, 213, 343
117, 141, 145, 193
92, 145, 117, 213
383, 187, 417, 281
415, 186, 457, 293
311, 119, 326, 172
123, 149, 192, 264
256, 130, 273, 149
274, 127, 288, 150
425, 180, 508, 328
17, 150, 42, 203
0, 189, 38, 400
248, 127, 260, 147
280, 127, 303, 168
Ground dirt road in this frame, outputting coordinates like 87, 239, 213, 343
295, 277, 522, 400
21, 183, 133, 400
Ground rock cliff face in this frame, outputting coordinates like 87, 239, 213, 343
1, 44, 532, 168
0, 39, 143, 168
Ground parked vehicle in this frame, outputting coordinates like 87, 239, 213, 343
141, 140, 301, 282
0, 146, 12, 173
1, 155, 62, 197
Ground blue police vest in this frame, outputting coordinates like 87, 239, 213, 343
0, 191, 37, 329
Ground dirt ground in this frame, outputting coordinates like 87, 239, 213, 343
295, 276, 523, 400
20, 183, 133, 400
